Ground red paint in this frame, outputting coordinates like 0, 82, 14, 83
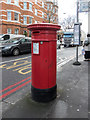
0, 79, 31, 100
28, 24, 60, 89
0, 77, 31, 93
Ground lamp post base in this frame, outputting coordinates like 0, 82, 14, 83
73, 61, 81, 66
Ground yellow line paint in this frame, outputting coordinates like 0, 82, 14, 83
13, 64, 31, 71
0, 64, 7, 68
18, 67, 32, 75
6, 60, 31, 70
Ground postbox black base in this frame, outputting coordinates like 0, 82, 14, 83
31, 85, 57, 103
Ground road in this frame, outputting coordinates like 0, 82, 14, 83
0, 46, 82, 104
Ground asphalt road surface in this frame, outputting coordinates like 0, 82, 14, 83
0, 46, 82, 103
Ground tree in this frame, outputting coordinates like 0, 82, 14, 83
23, 31, 27, 37
43, 1, 58, 23
60, 15, 76, 31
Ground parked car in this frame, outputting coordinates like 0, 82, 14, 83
0, 37, 31, 56
0, 34, 25, 41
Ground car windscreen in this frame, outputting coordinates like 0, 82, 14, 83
1, 38, 22, 44
63, 34, 74, 38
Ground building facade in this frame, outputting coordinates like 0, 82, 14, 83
0, 0, 58, 36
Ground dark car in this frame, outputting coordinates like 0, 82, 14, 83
0, 37, 31, 56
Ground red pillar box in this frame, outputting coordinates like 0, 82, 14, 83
28, 23, 60, 102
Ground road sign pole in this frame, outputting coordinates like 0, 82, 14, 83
73, 0, 81, 66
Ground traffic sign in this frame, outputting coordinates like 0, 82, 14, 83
74, 23, 81, 45
79, 0, 90, 12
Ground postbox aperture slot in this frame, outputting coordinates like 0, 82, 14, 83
32, 31, 40, 35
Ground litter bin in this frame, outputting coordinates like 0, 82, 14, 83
28, 23, 60, 102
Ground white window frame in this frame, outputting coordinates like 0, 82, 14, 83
15, 28, 19, 34
42, 1, 44, 8
14, 0, 19, 6
35, 9, 37, 16
23, 2, 27, 10
7, 11, 11, 21
7, 0, 11, 4
35, 0, 37, 4
7, 28, 11, 34
35, 21, 38, 24
51, 4, 52, 10
47, 4, 49, 10
23, 16, 27, 24
14, 12, 19, 21
29, 3, 32, 11
53, 8, 55, 13
42, 12, 44, 18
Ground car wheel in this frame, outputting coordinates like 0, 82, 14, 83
12, 48, 20, 56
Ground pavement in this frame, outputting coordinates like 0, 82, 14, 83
1, 55, 89, 119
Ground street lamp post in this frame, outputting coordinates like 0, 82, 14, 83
73, 0, 81, 65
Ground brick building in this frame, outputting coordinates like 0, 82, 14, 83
0, 0, 58, 37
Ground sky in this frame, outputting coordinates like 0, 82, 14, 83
58, 0, 88, 34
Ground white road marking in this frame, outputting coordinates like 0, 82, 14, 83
57, 52, 81, 69
0, 48, 82, 67
0, 56, 31, 64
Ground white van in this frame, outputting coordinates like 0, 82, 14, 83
0, 34, 25, 41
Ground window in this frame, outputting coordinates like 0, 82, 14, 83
29, 31, 31, 37
7, 11, 11, 20
29, 3, 32, 11
29, 17, 32, 24
23, 16, 27, 24
14, 0, 19, 5
35, 0, 37, 4
42, 1, 44, 8
7, 0, 11, 3
56, 9, 58, 14
47, 4, 49, 10
14, 12, 19, 21
21, 38, 26, 43
24, 2, 27, 9
42, 12, 44, 18
53, 8, 55, 13
35, 21, 37, 24
51, 4, 52, 10
7, 28, 11, 34
35, 9, 37, 16
47, 14, 49, 20
53, 16, 55, 22
50, 16, 52, 21
2, 35, 10, 40
15, 28, 19, 34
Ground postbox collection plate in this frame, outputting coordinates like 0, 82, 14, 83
33, 43, 39, 54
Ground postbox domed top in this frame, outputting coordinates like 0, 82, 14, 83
27, 23, 61, 31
